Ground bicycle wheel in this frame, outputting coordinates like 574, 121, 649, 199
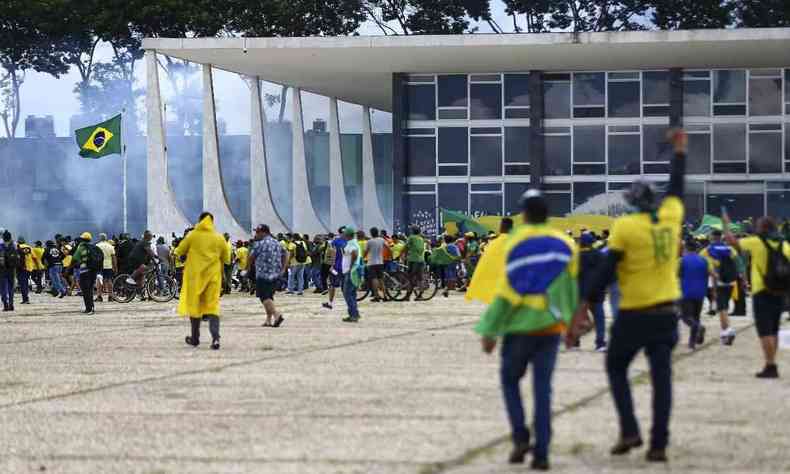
385, 272, 411, 302
146, 274, 177, 303
356, 281, 370, 302
111, 274, 137, 303
415, 269, 439, 301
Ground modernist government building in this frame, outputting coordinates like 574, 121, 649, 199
142, 28, 790, 239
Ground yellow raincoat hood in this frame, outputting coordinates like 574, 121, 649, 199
174, 216, 231, 318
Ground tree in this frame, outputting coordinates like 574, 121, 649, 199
0, 0, 70, 137
735, 0, 790, 27
363, 0, 475, 34
652, 0, 734, 29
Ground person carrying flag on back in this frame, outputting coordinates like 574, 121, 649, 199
475, 190, 579, 470
568, 128, 688, 463
700, 229, 739, 345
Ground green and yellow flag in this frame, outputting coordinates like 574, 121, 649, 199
75, 114, 122, 159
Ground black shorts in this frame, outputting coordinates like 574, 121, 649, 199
715, 285, 732, 312
256, 279, 277, 301
681, 299, 703, 320
753, 291, 784, 337
101, 269, 115, 280
407, 262, 425, 276
367, 264, 384, 279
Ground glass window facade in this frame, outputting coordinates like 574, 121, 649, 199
399, 68, 790, 228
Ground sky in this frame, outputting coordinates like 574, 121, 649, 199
17, 3, 512, 138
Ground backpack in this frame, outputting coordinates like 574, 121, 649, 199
717, 254, 738, 284
86, 244, 104, 272
1, 245, 19, 271
761, 238, 790, 293
294, 241, 308, 263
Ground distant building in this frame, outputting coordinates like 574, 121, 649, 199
25, 115, 55, 138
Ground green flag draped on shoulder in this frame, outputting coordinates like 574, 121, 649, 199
75, 114, 122, 159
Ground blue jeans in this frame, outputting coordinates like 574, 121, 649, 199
0, 271, 14, 307
592, 302, 606, 348
17, 270, 30, 302
48, 265, 66, 295
288, 264, 305, 293
500, 334, 560, 460
609, 282, 620, 318
342, 273, 359, 319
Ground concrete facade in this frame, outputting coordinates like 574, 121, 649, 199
329, 98, 357, 231
291, 88, 329, 234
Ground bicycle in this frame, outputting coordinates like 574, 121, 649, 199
112, 261, 178, 303
356, 264, 412, 302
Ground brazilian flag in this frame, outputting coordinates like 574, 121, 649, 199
75, 114, 122, 159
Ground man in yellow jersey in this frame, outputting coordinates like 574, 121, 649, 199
16, 237, 34, 305
725, 216, 790, 378
31, 241, 46, 294
569, 129, 687, 463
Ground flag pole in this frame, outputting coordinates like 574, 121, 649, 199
121, 108, 128, 235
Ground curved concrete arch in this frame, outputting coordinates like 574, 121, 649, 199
145, 51, 192, 237
329, 98, 357, 231
249, 77, 290, 234
202, 64, 250, 241
362, 106, 390, 232
291, 87, 329, 235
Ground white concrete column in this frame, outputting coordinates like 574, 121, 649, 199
291, 87, 328, 234
201, 64, 250, 241
362, 105, 389, 231
329, 98, 357, 231
250, 76, 289, 233
145, 50, 191, 237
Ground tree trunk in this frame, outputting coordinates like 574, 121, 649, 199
10, 67, 21, 138
278, 85, 289, 123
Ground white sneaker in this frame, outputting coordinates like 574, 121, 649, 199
596, 346, 608, 353
125, 277, 136, 285
720, 328, 736, 346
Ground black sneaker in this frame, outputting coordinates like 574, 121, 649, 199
273, 315, 285, 327
211, 340, 220, 350
646, 449, 667, 462
84, 309, 95, 315
322, 303, 333, 310
696, 326, 706, 345
185, 336, 199, 347
756, 364, 779, 379
610, 436, 643, 455
508, 441, 531, 464
342, 316, 360, 323
530, 458, 550, 471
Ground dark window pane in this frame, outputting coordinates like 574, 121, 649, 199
643, 105, 670, 117
438, 75, 467, 107
687, 133, 711, 174
749, 78, 782, 116
505, 73, 530, 107
643, 125, 670, 162
643, 71, 669, 104
470, 83, 502, 120
406, 84, 436, 120
707, 193, 763, 221
573, 125, 604, 163
471, 127, 501, 135
438, 127, 468, 164
545, 193, 571, 217
505, 164, 531, 175
573, 182, 606, 211
768, 191, 790, 219
470, 136, 503, 176
438, 109, 468, 119
544, 82, 570, 119
405, 194, 437, 234
544, 73, 570, 81
751, 123, 781, 131
505, 108, 530, 119
713, 70, 746, 103
543, 183, 571, 191
573, 73, 605, 106
438, 165, 468, 176
505, 127, 529, 163
573, 163, 606, 175
573, 107, 605, 118
644, 163, 670, 174
713, 123, 746, 162
406, 184, 435, 193
683, 80, 711, 116
438, 183, 468, 214
684, 183, 705, 222
713, 162, 747, 174
406, 128, 434, 135
505, 183, 530, 215
749, 132, 782, 173
545, 134, 571, 176
787, 124, 790, 162
714, 104, 746, 116
608, 134, 640, 175
471, 183, 502, 192
405, 137, 435, 177
470, 193, 503, 217
608, 81, 640, 118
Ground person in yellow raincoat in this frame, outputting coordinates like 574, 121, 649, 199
465, 217, 515, 304
175, 212, 231, 350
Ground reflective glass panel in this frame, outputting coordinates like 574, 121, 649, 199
544, 82, 570, 119
713, 124, 746, 162
608, 134, 641, 175
573, 73, 605, 106
406, 84, 436, 120
749, 132, 782, 173
573, 125, 604, 163
749, 78, 782, 116
505, 73, 530, 107
405, 136, 436, 177
470, 83, 502, 120
713, 70, 746, 103
438, 127, 468, 164
545, 134, 571, 176
505, 127, 529, 163
683, 80, 711, 116
438, 75, 468, 108
608, 81, 640, 117
470, 136, 503, 176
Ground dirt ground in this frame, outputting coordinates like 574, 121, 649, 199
0, 290, 787, 473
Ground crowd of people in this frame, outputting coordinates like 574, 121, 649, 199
1, 128, 789, 470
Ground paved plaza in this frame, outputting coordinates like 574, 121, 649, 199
0, 292, 787, 473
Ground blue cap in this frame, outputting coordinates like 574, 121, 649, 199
580, 232, 595, 246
